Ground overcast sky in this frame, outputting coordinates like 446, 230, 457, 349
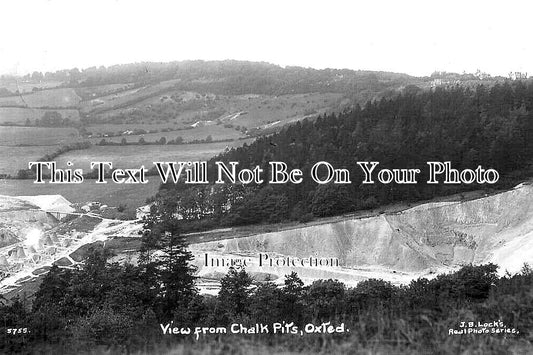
0, 0, 531, 77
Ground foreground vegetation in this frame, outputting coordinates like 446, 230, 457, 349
1, 202, 531, 354
1, 253, 531, 354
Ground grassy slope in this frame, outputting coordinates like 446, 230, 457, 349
0, 126, 79, 146
0, 145, 63, 175
0, 88, 81, 108
0, 108, 80, 125
54, 139, 252, 169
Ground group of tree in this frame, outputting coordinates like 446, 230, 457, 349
1, 249, 532, 353
96, 135, 216, 146
151, 80, 533, 230
34, 111, 73, 127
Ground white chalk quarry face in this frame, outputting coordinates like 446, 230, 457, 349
0, 196, 144, 293
190, 183, 533, 290
0, 196, 59, 243
24, 228, 42, 250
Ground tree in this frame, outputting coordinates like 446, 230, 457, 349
139, 201, 198, 319
40, 111, 62, 127
250, 282, 282, 324
284, 271, 304, 296
346, 278, 398, 311
453, 263, 498, 301
32, 265, 70, 313
217, 267, 253, 321
31, 265, 71, 341
60, 247, 116, 317
311, 184, 354, 217
280, 272, 306, 323
159, 224, 198, 316
16, 169, 32, 179
31, 71, 43, 82
305, 279, 346, 320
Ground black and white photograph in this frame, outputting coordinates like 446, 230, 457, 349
0, 0, 532, 354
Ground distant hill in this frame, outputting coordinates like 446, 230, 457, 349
0, 60, 518, 185
0, 60, 509, 136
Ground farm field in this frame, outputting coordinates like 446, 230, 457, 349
0, 88, 81, 108
0, 145, 62, 175
79, 79, 182, 114
0, 95, 24, 107
0, 80, 63, 94
0, 107, 80, 125
54, 139, 253, 170
0, 126, 79, 146
210, 92, 345, 128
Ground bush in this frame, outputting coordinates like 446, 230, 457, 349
71, 306, 136, 346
